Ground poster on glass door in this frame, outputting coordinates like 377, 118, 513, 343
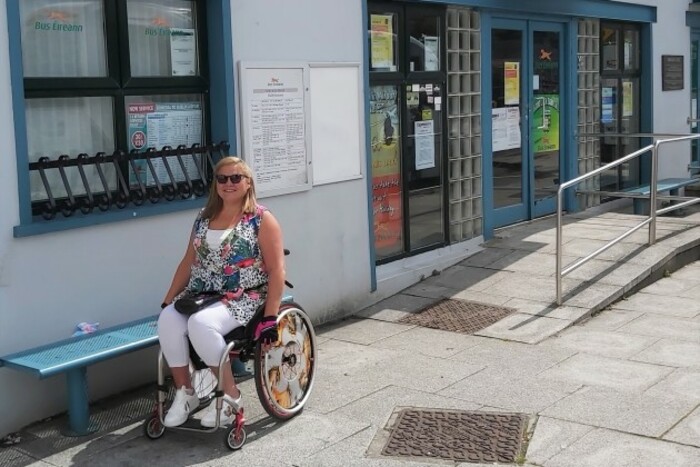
128, 101, 202, 187
532, 94, 560, 153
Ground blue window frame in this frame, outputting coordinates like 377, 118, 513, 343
7, 0, 236, 237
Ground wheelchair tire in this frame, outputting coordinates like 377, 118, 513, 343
254, 304, 317, 420
142, 414, 165, 440
224, 424, 246, 450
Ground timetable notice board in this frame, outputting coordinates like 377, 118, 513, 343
239, 63, 312, 197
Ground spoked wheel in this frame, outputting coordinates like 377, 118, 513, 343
142, 414, 165, 440
224, 410, 247, 450
254, 304, 317, 420
190, 365, 217, 402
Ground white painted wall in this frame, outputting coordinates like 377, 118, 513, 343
0, 0, 371, 436
619, 0, 695, 178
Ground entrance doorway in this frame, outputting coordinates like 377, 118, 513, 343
489, 19, 565, 228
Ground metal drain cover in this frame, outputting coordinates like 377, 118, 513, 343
382, 408, 528, 463
399, 299, 515, 334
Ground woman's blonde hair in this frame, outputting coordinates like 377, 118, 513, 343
201, 156, 257, 219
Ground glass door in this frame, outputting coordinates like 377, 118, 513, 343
691, 33, 700, 173
490, 19, 564, 227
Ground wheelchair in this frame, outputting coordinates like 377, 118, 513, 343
142, 295, 317, 450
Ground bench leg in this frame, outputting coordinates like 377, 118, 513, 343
633, 198, 649, 215
63, 367, 97, 436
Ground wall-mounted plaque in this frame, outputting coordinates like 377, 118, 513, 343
662, 55, 684, 91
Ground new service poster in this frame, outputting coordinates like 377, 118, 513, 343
128, 101, 203, 187
504, 62, 520, 105
370, 14, 394, 70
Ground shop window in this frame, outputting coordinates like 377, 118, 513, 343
368, 2, 447, 263
600, 22, 642, 192
17, 0, 209, 218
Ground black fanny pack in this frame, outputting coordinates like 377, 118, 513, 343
174, 291, 224, 315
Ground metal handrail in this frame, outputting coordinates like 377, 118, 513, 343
555, 133, 700, 305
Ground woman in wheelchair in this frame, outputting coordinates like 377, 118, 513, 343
157, 156, 285, 428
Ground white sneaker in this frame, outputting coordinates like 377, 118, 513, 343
201, 393, 242, 427
163, 386, 200, 427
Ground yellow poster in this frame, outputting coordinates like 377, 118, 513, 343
622, 81, 634, 117
504, 61, 520, 105
370, 15, 394, 70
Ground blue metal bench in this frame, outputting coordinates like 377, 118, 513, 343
0, 316, 158, 436
623, 177, 699, 214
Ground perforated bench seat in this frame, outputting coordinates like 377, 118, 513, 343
0, 316, 159, 436
622, 177, 699, 214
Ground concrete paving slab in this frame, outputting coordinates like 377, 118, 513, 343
664, 406, 700, 447
612, 293, 700, 318
576, 308, 644, 331
502, 298, 590, 321
475, 313, 572, 344
361, 352, 484, 394
671, 263, 700, 281
450, 340, 576, 377
302, 427, 435, 467
422, 265, 515, 292
438, 367, 581, 413
540, 328, 659, 359
401, 282, 458, 299
679, 284, 700, 300
525, 417, 595, 466
356, 293, 437, 318
489, 251, 580, 276
616, 314, 700, 342
544, 427, 700, 467
541, 386, 696, 437
0, 447, 50, 467
316, 318, 415, 345
458, 247, 516, 268
630, 339, 700, 368
330, 385, 482, 430
449, 289, 512, 305
370, 326, 486, 359
561, 238, 643, 263
561, 281, 624, 310
641, 277, 700, 296
644, 369, 700, 402
353, 307, 412, 323
538, 353, 673, 392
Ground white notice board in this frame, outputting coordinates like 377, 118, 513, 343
309, 63, 363, 185
239, 62, 312, 197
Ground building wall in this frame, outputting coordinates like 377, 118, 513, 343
626, 0, 693, 179
0, 0, 371, 436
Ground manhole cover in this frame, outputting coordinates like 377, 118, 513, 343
382, 408, 528, 463
399, 299, 514, 334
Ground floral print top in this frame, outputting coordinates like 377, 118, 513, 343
177, 205, 269, 324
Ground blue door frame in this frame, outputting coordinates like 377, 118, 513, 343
483, 16, 570, 230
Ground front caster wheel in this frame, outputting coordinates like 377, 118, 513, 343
224, 424, 247, 450
142, 414, 165, 440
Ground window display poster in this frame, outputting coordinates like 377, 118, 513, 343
504, 62, 520, 105
492, 107, 521, 152
170, 28, 196, 76
127, 101, 202, 187
532, 94, 560, 153
622, 81, 634, 117
414, 120, 435, 170
602, 86, 615, 124
370, 85, 403, 257
370, 14, 394, 70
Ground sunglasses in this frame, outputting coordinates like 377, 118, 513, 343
215, 174, 248, 184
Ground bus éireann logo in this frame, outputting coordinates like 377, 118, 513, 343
539, 49, 553, 61
34, 10, 82, 32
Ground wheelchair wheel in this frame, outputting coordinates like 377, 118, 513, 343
142, 414, 165, 440
254, 304, 317, 420
224, 424, 247, 450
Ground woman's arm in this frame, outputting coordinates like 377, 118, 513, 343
258, 210, 286, 318
162, 232, 196, 305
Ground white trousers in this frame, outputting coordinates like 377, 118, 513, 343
157, 301, 243, 367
